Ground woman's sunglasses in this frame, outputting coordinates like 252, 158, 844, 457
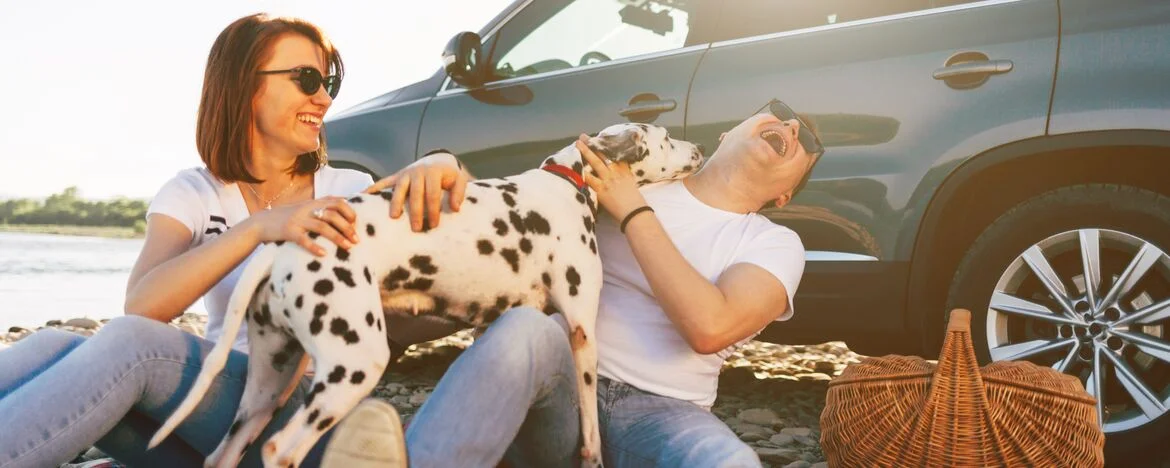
751, 99, 825, 156
258, 67, 341, 99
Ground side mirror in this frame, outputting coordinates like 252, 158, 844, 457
442, 31, 485, 89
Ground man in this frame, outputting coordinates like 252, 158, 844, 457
321, 101, 824, 468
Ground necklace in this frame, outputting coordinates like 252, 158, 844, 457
245, 178, 299, 210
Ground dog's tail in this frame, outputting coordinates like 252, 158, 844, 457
147, 243, 281, 449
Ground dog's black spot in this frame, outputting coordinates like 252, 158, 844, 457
376, 317, 383, 332
583, 216, 595, 233
274, 240, 285, 246
523, 211, 551, 235
379, 190, 394, 201
307, 409, 320, 425
272, 339, 302, 369
283, 308, 290, 318
310, 303, 328, 335
468, 302, 482, 321
314, 279, 334, 296
511, 299, 522, 308
404, 277, 433, 291
270, 282, 276, 293
590, 238, 597, 254
543, 303, 559, 315
351, 371, 366, 385
477, 239, 494, 255
410, 255, 438, 275
328, 365, 346, 383
572, 162, 584, 174
348, 195, 363, 204
635, 169, 645, 177
258, 329, 266, 337
295, 295, 304, 308
305, 382, 326, 407
509, 211, 526, 235
500, 248, 520, 273
499, 183, 518, 194
253, 304, 273, 328
682, 165, 693, 172
576, 193, 586, 204
307, 261, 321, 272
493, 219, 509, 236
286, 272, 293, 282
333, 267, 356, 287
256, 275, 269, 292
330, 318, 360, 344
366, 312, 375, 327
549, 253, 555, 262
519, 238, 532, 254
317, 417, 334, 432
566, 266, 581, 296
336, 248, 350, 262
228, 419, 242, 436
580, 234, 587, 244
363, 267, 372, 285
467, 196, 478, 204
473, 181, 492, 188
660, 166, 666, 172
384, 267, 411, 290
308, 231, 320, 240
366, 224, 375, 236
502, 192, 516, 207
542, 272, 552, 288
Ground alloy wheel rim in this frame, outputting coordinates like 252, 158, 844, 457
987, 228, 1170, 433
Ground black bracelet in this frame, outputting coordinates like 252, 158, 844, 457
620, 206, 655, 234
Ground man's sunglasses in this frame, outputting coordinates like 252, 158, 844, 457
751, 99, 825, 156
258, 67, 341, 99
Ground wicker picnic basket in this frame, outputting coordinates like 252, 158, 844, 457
819, 309, 1105, 467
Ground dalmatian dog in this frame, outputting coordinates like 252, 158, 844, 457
148, 123, 704, 468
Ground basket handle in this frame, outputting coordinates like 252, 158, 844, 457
948, 309, 972, 332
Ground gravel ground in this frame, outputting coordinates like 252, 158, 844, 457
5, 314, 866, 468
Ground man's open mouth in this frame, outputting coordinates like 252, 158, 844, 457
761, 130, 788, 156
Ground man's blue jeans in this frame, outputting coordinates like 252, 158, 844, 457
406, 307, 762, 467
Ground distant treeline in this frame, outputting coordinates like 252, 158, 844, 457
0, 187, 148, 233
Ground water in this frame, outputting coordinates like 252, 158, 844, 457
0, 232, 207, 330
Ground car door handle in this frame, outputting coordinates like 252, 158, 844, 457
932, 59, 1014, 80
618, 99, 677, 117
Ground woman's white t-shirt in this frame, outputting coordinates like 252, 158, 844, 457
145, 165, 374, 352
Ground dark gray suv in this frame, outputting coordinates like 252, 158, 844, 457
324, 0, 1170, 462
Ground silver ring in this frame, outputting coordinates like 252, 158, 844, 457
311, 208, 326, 219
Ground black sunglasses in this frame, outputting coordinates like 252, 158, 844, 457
258, 67, 341, 99
751, 99, 824, 156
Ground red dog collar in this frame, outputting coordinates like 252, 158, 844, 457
542, 163, 587, 192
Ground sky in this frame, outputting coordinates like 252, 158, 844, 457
0, 0, 515, 201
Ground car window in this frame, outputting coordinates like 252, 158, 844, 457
707, 0, 978, 42
488, 0, 696, 82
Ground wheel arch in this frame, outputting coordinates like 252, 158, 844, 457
904, 130, 1170, 357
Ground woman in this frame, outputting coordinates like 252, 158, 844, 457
0, 13, 373, 467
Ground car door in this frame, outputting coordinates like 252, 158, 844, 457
417, 0, 718, 179
684, 0, 1058, 339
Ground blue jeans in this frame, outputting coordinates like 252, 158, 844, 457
0, 315, 332, 468
405, 307, 761, 468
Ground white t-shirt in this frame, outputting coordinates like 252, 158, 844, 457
595, 181, 805, 408
145, 165, 374, 352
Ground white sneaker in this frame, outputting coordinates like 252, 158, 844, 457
321, 398, 408, 468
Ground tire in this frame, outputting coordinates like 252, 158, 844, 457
945, 184, 1170, 466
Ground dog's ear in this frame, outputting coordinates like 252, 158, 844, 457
586, 128, 647, 163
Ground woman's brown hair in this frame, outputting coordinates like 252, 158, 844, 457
196, 13, 344, 183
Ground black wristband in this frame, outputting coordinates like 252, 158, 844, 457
619, 206, 655, 234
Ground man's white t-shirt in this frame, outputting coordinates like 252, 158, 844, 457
145, 165, 374, 352
595, 180, 805, 408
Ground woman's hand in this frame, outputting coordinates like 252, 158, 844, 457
577, 134, 648, 221
246, 197, 359, 256
365, 152, 469, 232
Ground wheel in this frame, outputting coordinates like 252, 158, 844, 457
946, 184, 1170, 465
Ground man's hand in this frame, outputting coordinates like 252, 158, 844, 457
365, 153, 470, 232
